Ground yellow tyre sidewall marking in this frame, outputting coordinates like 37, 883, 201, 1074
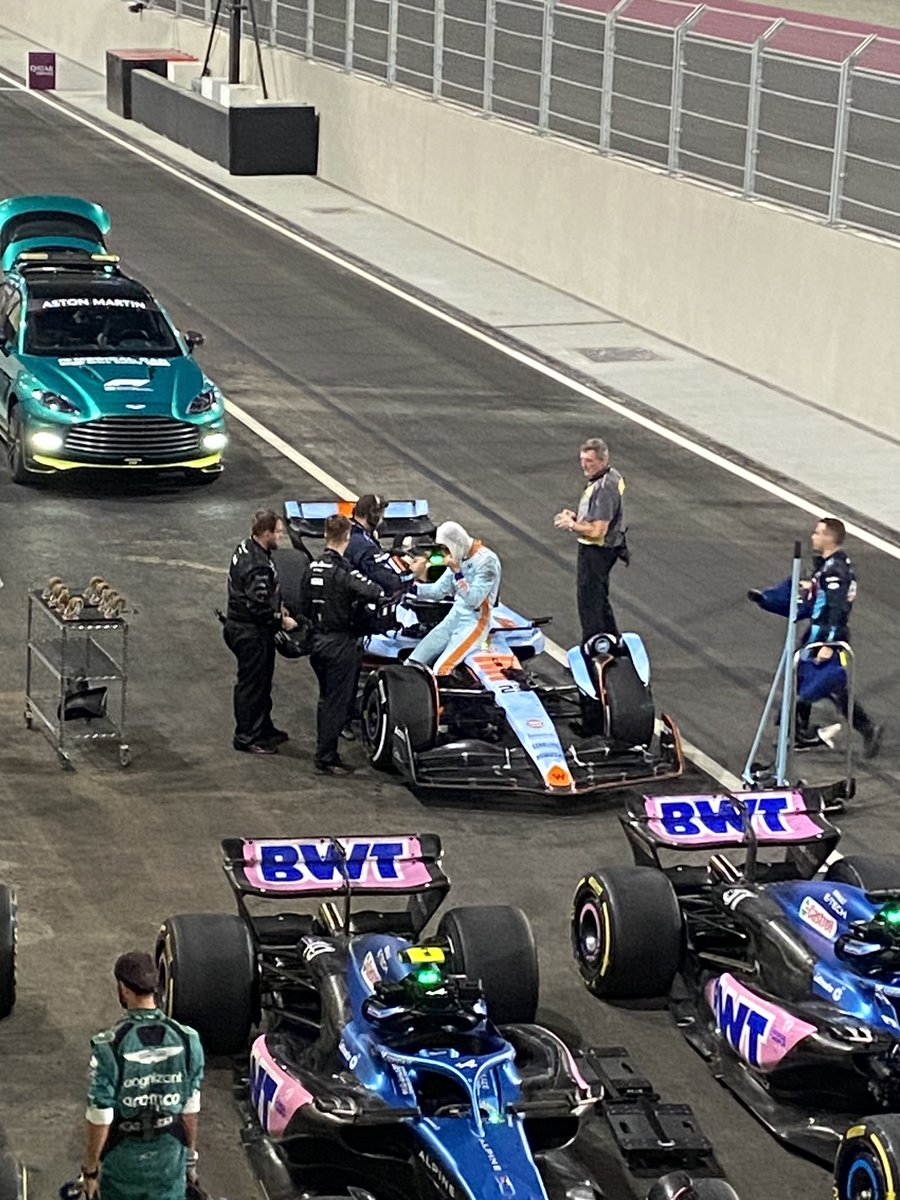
870, 1133, 897, 1200
839, 1127, 897, 1200
591, 885, 612, 977
576, 878, 611, 980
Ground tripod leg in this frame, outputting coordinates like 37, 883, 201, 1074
246, 0, 269, 98
202, 0, 226, 77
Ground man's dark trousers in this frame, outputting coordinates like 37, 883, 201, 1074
223, 620, 276, 747
310, 633, 361, 766
577, 544, 619, 641
797, 657, 877, 736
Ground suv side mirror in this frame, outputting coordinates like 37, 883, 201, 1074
184, 330, 205, 353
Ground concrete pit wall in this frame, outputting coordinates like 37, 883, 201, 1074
2, 0, 899, 438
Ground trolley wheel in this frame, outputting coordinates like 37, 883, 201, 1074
57, 749, 73, 771
23, 710, 32, 730
119, 745, 131, 768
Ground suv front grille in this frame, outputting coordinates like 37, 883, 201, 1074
64, 417, 201, 462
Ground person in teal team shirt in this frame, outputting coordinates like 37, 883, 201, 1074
81, 951, 204, 1200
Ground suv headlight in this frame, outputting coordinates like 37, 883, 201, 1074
31, 388, 78, 415
187, 387, 222, 415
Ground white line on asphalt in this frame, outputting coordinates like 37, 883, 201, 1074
225, 401, 349, 496
4, 70, 899, 565
227, 401, 746, 791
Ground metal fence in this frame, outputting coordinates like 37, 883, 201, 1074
155, 0, 900, 240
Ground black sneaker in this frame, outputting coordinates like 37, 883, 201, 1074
863, 724, 884, 760
340, 724, 357, 742
315, 759, 357, 776
794, 727, 824, 751
234, 741, 278, 756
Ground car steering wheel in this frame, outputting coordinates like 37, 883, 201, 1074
113, 329, 147, 346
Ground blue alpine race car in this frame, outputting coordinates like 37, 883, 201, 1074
284, 499, 684, 803
157, 834, 738, 1200
0, 195, 226, 483
569, 784, 900, 1195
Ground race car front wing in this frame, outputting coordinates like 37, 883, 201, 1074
391, 713, 683, 802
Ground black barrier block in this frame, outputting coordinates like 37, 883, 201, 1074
129, 71, 317, 176
131, 71, 229, 170
228, 104, 318, 175
131, 69, 178, 139
176, 87, 230, 170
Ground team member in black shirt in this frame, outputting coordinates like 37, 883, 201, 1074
224, 509, 296, 755
305, 514, 386, 775
345, 494, 410, 595
554, 438, 627, 640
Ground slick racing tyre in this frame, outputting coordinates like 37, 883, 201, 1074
0, 885, 17, 1020
157, 913, 256, 1055
826, 855, 900, 891
602, 648, 655, 748
438, 905, 539, 1025
835, 1115, 900, 1200
572, 867, 682, 999
361, 664, 437, 771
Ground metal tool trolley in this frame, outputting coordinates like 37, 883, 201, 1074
24, 584, 130, 770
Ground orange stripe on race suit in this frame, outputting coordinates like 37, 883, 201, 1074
436, 600, 491, 676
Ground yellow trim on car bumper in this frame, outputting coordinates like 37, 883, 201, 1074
32, 453, 223, 471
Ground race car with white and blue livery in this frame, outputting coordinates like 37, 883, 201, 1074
157, 835, 739, 1200
0, 195, 226, 483
568, 782, 900, 1193
284, 500, 683, 802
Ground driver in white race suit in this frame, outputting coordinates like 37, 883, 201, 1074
406, 520, 501, 675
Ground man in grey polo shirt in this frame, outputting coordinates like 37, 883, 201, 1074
554, 437, 627, 641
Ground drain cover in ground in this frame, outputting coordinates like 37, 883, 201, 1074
577, 346, 664, 362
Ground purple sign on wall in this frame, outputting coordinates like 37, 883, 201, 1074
27, 51, 56, 91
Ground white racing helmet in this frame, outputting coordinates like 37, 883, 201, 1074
435, 520, 474, 563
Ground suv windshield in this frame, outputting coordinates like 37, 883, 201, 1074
24, 295, 181, 358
